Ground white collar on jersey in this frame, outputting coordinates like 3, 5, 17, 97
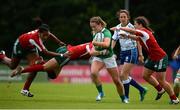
101, 28, 105, 32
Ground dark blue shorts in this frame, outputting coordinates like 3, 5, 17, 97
169, 56, 180, 71
119, 48, 138, 65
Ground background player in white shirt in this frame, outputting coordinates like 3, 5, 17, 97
111, 9, 147, 102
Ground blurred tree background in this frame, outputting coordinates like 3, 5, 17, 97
0, 0, 179, 60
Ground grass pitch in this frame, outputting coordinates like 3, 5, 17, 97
0, 82, 179, 109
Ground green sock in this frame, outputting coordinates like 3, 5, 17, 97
176, 93, 179, 97
96, 85, 103, 93
120, 95, 126, 101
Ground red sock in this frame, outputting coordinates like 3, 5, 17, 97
155, 84, 162, 92
170, 94, 177, 100
23, 72, 37, 90
22, 64, 44, 73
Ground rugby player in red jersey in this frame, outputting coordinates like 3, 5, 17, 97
10, 42, 109, 80
0, 24, 66, 97
118, 16, 179, 104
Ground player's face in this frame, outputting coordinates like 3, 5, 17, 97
90, 22, 102, 33
134, 21, 141, 29
119, 13, 129, 26
39, 31, 50, 40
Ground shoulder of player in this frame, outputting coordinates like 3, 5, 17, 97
135, 28, 152, 38
137, 28, 151, 34
102, 28, 111, 32
101, 28, 111, 38
114, 23, 134, 29
102, 28, 111, 34
23, 29, 38, 37
126, 23, 134, 29
115, 24, 121, 28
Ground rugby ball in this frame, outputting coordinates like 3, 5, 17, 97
93, 32, 104, 50
94, 32, 104, 42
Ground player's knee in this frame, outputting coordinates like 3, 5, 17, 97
47, 69, 57, 79
47, 72, 57, 79
90, 73, 99, 83
174, 78, 180, 87
34, 56, 45, 64
10, 66, 16, 70
157, 79, 165, 85
91, 72, 98, 78
112, 77, 121, 85
10, 64, 18, 69
119, 75, 123, 80
142, 74, 148, 80
120, 74, 129, 81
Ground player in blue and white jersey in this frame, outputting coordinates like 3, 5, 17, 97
110, 9, 147, 102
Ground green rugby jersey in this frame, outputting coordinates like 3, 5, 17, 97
92, 28, 114, 58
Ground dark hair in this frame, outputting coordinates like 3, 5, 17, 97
38, 24, 49, 32
134, 16, 153, 32
116, 9, 130, 19
33, 16, 42, 28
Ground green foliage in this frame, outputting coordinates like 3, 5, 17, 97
0, 0, 179, 58
129, 0, 180, 57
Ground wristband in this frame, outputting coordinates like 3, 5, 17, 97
60, 54, 64, 57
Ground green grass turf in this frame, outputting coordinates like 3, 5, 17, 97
0, 82, 179, 109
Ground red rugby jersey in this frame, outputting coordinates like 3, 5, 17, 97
135, 28, 166, 61
67, 42, 93, 60
18, 30, 46, 52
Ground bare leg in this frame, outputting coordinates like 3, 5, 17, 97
156, 71, 179, 103
174, 71, 180, 97
107, 67, 124, 97
143, 67, 165, 100
156, 72, 175, 96
143, 67, 159, 87
120, 63, 134, 99
90, 60, 104, 101
90, 61, 104, 86
174, 78, 180, 97
20, 53, 40, 97
1, 56, 20, 69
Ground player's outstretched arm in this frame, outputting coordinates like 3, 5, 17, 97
49, 33, 66, 46
120, 27, 137, 34
173, 45, 180, 60
92, 37, 110, 48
